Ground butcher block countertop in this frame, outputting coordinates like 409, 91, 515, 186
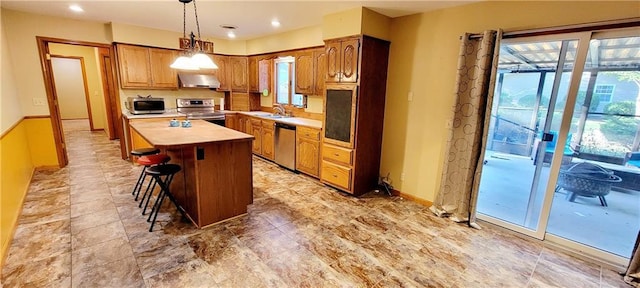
130, 119, 254, 146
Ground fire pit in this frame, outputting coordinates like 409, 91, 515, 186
556, 162, 622, 207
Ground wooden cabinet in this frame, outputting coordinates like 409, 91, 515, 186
295, 50, 314, 95
117, 44, 178, 89
212, 55, 230, 91
295, 48, 326, 96
248, 56, 259, 92
249, 118, 262, 154
261, 120, 275, 160
225, 114, 237, 130
314, 48, 327, 96
296, 126, 321, 177
325, 37, 359, 83
320, 35, 390, 196
259, 59, 271, 94
230, 56, 248, 92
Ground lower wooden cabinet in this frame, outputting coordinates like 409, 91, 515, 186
261, 120, 275, 160
296, 126, 320, 177
225, 114, 237, 130
321, 160, 352, 190
320, 143, 354, 190
249, 118, 262, 154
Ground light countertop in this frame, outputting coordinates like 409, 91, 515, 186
130, 119, 253, 146
238, 111, 323, 130
123, 109, 323, 130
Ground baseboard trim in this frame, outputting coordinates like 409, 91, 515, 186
392, 189, 433, 207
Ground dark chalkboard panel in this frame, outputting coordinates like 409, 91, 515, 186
325, 89, 353, 143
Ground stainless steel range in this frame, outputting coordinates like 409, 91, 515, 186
176, 98, 226, 126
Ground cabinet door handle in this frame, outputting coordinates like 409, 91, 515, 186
334, 153, 339, 156
332, 174, 337, 178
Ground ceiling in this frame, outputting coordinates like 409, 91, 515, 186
0, 1, 476, 40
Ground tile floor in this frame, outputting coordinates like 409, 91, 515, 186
0, 120, 632, 287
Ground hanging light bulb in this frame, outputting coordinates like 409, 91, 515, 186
170, 0, 218, 70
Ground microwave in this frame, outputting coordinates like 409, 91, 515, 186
125, 96, 165, 115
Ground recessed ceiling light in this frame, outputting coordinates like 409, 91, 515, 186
69, 4, 83, 13
271, 20, 280, 27
227, 31, 236, 39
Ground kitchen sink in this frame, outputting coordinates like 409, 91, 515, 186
262, 114, 285, 119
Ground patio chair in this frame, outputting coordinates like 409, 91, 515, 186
627, 152, 640, 168
533, 131, 574, 164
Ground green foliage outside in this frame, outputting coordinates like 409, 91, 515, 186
600, 101, 639, 146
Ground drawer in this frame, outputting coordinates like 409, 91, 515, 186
250, 118, 261, 126
321, 161, 352, 191
322, 144, 353, 166
262, 120, 275, 129
297, 126, 320, 141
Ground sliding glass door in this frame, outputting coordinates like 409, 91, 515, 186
476, 28, 639, 263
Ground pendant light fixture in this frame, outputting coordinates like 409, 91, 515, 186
170, 0, 217, 70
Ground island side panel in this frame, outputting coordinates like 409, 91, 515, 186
166, 146, 199, 226
196, 139, 253, 226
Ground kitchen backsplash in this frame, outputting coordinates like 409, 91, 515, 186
119, 89, 225, 109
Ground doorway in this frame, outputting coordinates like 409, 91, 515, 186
50, 56, 94, 131
36, 37, 122, 167
476, 29, 640, 265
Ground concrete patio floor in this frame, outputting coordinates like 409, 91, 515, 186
477, 151, 640, 258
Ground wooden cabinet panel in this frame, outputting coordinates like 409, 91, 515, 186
230, 56, 248, 92
225, 114, 237, 130
261, 120, 275, 160
258, 59, 271, 94
321, 161, 352, 190
322, 144, 353, 166
325, 41, 341, 83
340, 39, 359, 83
117, 44, 151, 88
212, 55, 230, 91
313, 48, 327, 96
295, 50, 314, 95
231, 92, 250, 111
250, 118, 262, 154
149, 48, 178, 88
296, 127, 320, 178
297, 126, 320, 141
248, 56, 259, 92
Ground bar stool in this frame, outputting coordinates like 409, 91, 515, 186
135, 154, 171, 204
130, 148, 161, 198
145, 164, 186, 232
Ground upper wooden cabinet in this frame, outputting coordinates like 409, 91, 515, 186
117, 44, 178, 89
248, 56, 259, 92
230, 56, 248, 92
313, 48, 327, 96
258, 59, 271, 94
325, 37, 360, 83
212, 55, 230, 91
295, 50, 314, 95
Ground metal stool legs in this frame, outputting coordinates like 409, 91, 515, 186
145, 164, 185, 232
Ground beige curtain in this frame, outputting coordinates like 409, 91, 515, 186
626, 230, 640, 287
429, 30, 502, 228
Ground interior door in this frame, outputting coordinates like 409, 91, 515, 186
476, 33, 591, 239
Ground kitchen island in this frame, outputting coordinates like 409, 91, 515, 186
130, 119, 254, 228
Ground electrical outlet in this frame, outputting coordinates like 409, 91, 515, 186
408, 91, 413, 102
400, 172, 405, 181
32, 98, 47, 106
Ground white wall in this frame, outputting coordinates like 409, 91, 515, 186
51, 57, 89, 119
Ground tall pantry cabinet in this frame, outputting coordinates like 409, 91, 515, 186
320, 35, 390, 196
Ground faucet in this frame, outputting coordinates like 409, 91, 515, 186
273, 104, 285, 116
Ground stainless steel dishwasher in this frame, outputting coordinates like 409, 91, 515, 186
275, 122, 296, 170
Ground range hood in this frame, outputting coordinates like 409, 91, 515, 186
178, 72, 220, 89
